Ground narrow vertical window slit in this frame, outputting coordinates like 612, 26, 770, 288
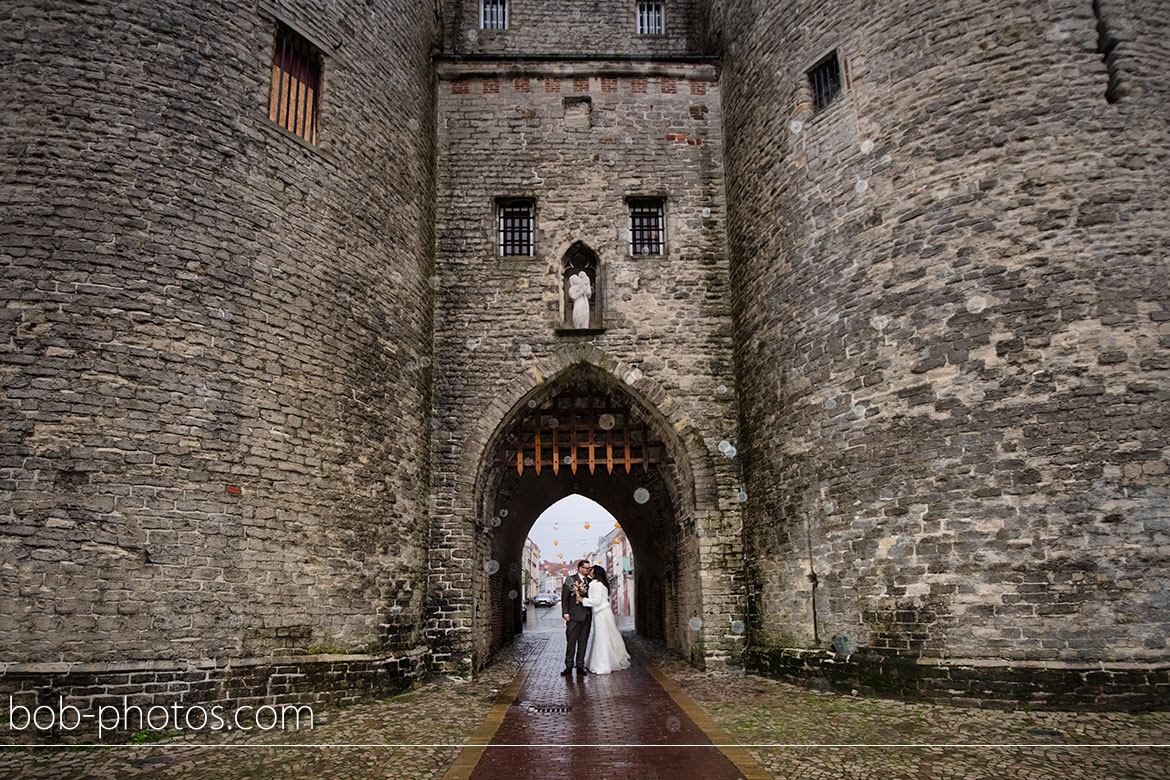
1092, 0, 1123, 103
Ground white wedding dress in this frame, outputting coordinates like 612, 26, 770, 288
581, 580, 631, 674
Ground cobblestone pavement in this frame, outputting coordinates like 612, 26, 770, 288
0, 620, 544, 780
3, 609, 1168, 780
630, 635, 1170, 780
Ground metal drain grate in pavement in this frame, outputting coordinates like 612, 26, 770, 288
529, 705, 572, 714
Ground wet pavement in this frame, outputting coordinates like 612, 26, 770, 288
2, 604, 1168, 779
635, 635, 1170, 780
455, 617, 765, 780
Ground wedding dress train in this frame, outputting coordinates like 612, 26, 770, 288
581, 580, 632, 674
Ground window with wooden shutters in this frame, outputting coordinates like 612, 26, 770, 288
498, 199, 534, 256
269, 26, 322, 144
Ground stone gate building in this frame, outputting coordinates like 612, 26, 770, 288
1, 0, 1167, 723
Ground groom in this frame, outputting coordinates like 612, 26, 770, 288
561, 559, 592, 675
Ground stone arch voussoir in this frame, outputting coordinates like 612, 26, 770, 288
461, 344, 721, 516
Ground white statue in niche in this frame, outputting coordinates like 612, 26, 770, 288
568, 271, 592, 328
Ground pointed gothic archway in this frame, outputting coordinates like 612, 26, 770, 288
424, 347, 746, 675
454, 356, 737, 670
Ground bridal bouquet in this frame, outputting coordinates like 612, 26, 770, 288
571, 580, 588, 600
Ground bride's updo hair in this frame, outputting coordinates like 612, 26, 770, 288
590, 565, 609, 590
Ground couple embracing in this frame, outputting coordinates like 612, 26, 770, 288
562, 559, 631, 675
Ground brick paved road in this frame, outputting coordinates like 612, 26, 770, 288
459, 620, 761, 780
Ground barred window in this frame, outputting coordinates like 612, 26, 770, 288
482, 0, 507, 30
636, 1, 664, 35
499, 200, 534, 256
269, 26, 321, 144
629, 200, 664, 255
808, 51, 842, 111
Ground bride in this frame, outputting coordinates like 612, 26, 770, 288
578, 565, 631, 674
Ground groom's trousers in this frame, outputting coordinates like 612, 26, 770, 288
565, 615, 592, 669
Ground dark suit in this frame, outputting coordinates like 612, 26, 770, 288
562, 573, 593, 669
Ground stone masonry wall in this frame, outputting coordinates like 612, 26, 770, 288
721, 0, 1170, 673
746, 645, 1170, 711
442, 0, 709, 58
1, 648, 426, 743
3, 0, 1164, 718
428, 57, 746, 672
0, 0, 438, 690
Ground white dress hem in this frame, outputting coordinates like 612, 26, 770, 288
581, 580, 632, 675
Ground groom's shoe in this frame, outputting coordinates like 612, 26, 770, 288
561, 667, 573, 676
576, 667, 589, 675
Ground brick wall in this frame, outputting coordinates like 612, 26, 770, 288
746, 646, 1170, 711
442, 0, 709, 57
721, 0, 1170, 673
3, 0, 1165, 717
428, 58, 747, 672
0, 0, 438, 694
0, 649, 426, 742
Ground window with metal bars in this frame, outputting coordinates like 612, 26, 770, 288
498, 200, 534, 256
628, 200, 664, 255
482, 0, 507, 30
636, 1, 664, 35
268, 26, 322, 144
807, 51, 842, 111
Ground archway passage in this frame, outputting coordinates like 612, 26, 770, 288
476, 367, 704, 665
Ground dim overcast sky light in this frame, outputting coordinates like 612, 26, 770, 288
526, 494, 616, 565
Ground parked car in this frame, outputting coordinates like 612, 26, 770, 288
533, 592, 557, 607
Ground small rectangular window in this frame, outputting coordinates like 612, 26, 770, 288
808, 51, 842, 111
636, 2, 664, 35
629, 200, 664, 255
269, 26, 322, 144
482, 0, 508, 30
499, 200, 534, 256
